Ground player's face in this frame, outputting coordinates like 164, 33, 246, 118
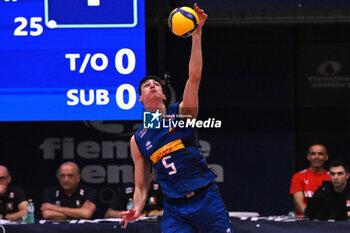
139, 79, 165, 102
307, 145, 328, 169
59, 164, 80, 193
0, 167, 10, 195
329, 166, 349, 189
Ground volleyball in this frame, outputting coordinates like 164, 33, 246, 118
168, 6, 199, 38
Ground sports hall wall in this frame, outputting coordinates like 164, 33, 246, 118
2, 1, 350, 218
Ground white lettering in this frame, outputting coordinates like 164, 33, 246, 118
96, 89, 110, 105
102, 141, 130, 159
90, 53, 108, 71
65, 54, 80, 71
199, 140, 211, 157
80, 165, 134, 184
40, 138, 61, 159
66, 89, 79, 106
215, 120, 222, 128
107, 165, 133, 183
116, 84, 136, 110
80, 89, 95, 105
196, 120, 203, 128
77, 141, 100, 159
40, 138, 131, 159
81, 165, 106, 183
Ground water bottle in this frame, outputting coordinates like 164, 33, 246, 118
288, 211, 297, 220
126, 198, 133, 211
27, 199, 35, 224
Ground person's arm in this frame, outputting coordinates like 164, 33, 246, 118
104, 208, 122, 218
5, 201, 28, 221
179, 3, 208, 119
119, 136, 151, 228
293, 191, 306, 215
41, 200, 96, 219
41, 208, 67, 220
147, 210, 163, 217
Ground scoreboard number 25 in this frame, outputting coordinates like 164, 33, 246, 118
14, 17, 43, 36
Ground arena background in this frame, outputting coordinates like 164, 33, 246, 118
1, 0, 350, 218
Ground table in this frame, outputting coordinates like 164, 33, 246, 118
2, 217, 350, 233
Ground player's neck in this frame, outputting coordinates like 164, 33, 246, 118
309, 166, 325, 174
144, 102, 166, 116
334, 182, 347, 193
64, 187, 77, 197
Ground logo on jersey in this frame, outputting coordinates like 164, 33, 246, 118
153, 184, 159, 190
146, 140, 153, 150
138, 128, 147, 138
148, 196, 156, 205
125, 187, 134, 194
304, 190, 313, 198
304, 179, 309, 185
76, 200, 81, 207
143, 110, 161, 129
7, 202, 13, 210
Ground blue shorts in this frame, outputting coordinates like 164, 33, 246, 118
161, 183, 233, 233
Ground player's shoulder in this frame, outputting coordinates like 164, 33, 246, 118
134, 122, 148, 141
298, 169, 308, 174
292, 169, 308, 179
294, 169, 308, 175
168, 102, 180, 114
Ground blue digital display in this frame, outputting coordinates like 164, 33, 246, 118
0, 0, 146, 121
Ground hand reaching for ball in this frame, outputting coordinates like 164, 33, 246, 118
193, 3, 208, 32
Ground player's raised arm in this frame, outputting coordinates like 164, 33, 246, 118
119, 136, 151, 228
179, 3, 208, 119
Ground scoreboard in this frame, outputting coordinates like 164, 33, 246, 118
0, 0, 146, 121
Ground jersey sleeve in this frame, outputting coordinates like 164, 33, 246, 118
290, 173, 304, 195
14, 186, 27, 205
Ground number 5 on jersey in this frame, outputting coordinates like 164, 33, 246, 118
162, 156, 177, 175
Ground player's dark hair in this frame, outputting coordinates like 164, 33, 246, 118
138, 75, 164, 95
308, 143, 328, 154
330, 160, 349, 173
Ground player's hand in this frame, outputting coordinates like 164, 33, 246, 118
193, 3, 208, 32
119, 209, 140, 229
82, 200, 94, 209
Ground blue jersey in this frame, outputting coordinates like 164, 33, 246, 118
135, 102, 216, 198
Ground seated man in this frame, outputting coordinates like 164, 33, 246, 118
290, 143, 330, 215
41, 162, 97, 219
0, 165, 28, 221
105, 173, 163, 218
310, 160, 350, 217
